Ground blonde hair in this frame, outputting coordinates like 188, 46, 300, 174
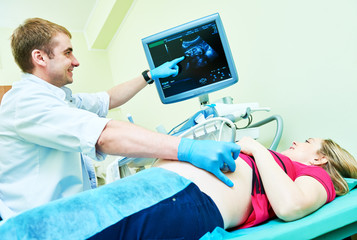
11, 18, 71, 73
319, 139, 357, 196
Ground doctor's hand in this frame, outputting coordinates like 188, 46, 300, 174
150, 56, 185, 79
177, 138, 241, 187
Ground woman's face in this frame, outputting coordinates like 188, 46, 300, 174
281, 138, 324, 165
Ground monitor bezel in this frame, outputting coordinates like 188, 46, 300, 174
142, 13, 238, 104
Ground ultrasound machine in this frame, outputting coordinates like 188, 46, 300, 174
107, 13, 283, 180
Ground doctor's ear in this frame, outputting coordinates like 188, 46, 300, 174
31, 49, 46, 67
310, 156, 328, 166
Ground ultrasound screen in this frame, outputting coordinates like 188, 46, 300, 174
147, 21, 232, 98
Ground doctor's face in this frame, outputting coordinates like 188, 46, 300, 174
45, 33, 80, 87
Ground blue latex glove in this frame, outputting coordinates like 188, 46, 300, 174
177, 138, 241, 187
150, 56, 185, 79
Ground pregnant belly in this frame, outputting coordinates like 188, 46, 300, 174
154, 157, 253, 229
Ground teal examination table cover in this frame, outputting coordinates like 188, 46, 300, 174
202, 178, 357, 240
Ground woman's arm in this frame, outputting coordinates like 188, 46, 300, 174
238, 137, 327, 221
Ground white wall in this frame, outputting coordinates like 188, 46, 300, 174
0, 28, 21, 85
108, 0, 357, 156
1, 0, 356, 157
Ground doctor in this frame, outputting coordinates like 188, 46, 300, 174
0, 18, 240, 220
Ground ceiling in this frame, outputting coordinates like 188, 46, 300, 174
0, 0, 97, 32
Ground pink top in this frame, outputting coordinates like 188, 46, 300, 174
237, 150, 336, 229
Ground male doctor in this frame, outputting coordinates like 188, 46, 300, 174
0, 18, 240, 220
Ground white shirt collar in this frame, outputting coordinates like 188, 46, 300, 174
21, 73, 72, 101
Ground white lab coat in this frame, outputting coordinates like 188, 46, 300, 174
0, 74, 110, 219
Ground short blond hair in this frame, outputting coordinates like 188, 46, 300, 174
11, 18, 72, 73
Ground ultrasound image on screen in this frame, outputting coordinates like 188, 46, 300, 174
148, 21, 232, 98
182, 36, 218, 70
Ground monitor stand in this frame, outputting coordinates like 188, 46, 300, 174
199, 94, 210, 106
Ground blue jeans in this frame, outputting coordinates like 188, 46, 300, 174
89, 183, 224, 239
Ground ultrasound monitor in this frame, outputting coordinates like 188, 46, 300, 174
142, 13, 238, 104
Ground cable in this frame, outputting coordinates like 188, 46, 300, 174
236, 114, 253, 129
167, 118, 189, 135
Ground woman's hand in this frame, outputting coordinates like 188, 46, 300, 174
237, 136, 266, 156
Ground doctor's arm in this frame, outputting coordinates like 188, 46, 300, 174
96, 120, 180, 159
106, 56, 185, 110
237, 137, 327, 221
107, 76, 147, 110
96, 120, 241, 187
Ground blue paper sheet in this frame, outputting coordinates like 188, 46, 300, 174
0, 168, 191, 240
